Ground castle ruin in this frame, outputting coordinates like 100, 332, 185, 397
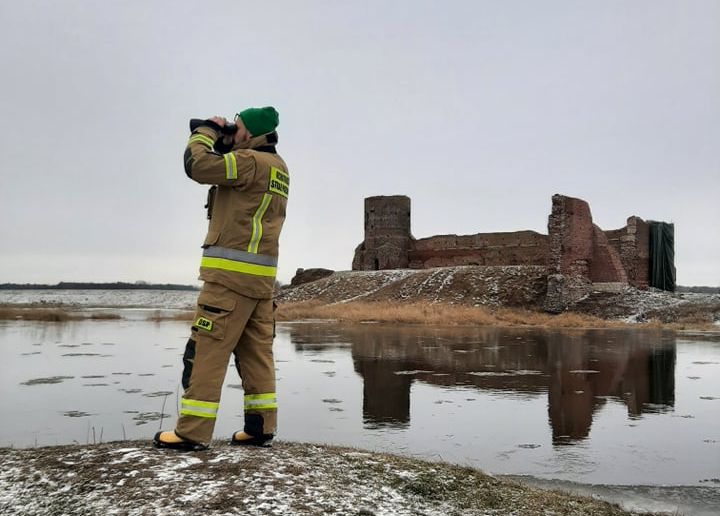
352, 194, 675, 312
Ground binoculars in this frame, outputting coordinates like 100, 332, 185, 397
189, 118, 238, 136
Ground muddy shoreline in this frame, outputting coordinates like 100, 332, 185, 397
0, 441, 674, 516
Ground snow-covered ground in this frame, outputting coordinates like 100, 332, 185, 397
0, 289, 198, 309
0, 441, 674, 516
279, 268, 720, 325
277, 266, 549, 308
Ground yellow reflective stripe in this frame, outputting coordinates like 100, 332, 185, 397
247, 194, 272, 254
245, 393, 276, 401
180, 409, 217, 419
182, 399, 219, 410
180, 398, 219, 419
189, 134, 214, 148
245, 393, 277, 410
245, 403, 277, 410
200, 257, 276, 277
224, 152, 237, 180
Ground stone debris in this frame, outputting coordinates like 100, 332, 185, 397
279, 266, 549, 308
279, 267, 719, 325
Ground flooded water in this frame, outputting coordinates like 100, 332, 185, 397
2, 310, 720, 512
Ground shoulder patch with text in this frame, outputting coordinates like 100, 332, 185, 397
269, 167, 289, 198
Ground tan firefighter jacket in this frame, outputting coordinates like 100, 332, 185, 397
184, 124, 289, 299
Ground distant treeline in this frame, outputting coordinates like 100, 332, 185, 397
0, 282, 199, 291
676, 285, 720, 294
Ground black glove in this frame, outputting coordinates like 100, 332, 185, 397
189, 118, 223, 133
213, 138, 234, 154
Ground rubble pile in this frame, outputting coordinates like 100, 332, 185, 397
278, 266, 548, 307
279, 267, 720, 325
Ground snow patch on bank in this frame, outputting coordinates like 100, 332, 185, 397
277, 266, 549, 308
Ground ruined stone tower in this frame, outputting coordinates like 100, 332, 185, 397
352, 195, 412, 270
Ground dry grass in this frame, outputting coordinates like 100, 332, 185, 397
87, 312, 122, 320
0, 307, 121, 322
146, 310, 194, 322
275, 301, 632, 329
2, 301, 713, 331
652, 320, 719, 332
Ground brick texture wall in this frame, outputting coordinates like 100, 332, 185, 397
408, 231, 549, 268
352, 196, 412, 270
604, 217, 650, 288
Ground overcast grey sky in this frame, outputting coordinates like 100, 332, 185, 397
0, 1, 718, 286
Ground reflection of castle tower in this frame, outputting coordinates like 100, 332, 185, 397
547, 337, 595, 442
648, 348, 675, 407
622, 346, 676, 415
352, 195, 412, 270
354, 358, 411, 427
287, 324, 677, 445
547, 332, 677, 443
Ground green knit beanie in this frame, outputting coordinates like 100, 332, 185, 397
237, 106, 279, 136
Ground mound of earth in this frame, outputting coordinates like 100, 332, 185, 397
278, 267, 720, 325
278, 266, 549, 308
574, 287, 720, 324
0, 441, 664, 516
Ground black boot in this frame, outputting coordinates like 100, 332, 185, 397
230, 431, 273, 447
153, 431, 208, 451
230, 414, 273, 447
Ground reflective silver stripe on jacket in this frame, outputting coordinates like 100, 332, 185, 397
203, 246, 278, 267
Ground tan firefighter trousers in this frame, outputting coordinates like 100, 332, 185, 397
174, 281, 276, 445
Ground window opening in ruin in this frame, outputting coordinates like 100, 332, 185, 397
374, 258, 379, 270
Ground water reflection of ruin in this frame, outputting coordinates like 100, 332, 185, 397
288, 325, 676, 444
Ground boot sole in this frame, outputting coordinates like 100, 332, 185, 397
230, 435, 273, 448
153, 431, 208, 451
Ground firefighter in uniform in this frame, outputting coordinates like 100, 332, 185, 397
154, 106, 288, 450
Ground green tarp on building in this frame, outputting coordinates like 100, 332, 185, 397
649, 222, 676, 292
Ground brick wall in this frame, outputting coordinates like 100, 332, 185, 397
408, 231, 549, 268
544, 195, 595, 312
604, 217, 650, 288
353, 195, 412, 270
590, 225, 628, 283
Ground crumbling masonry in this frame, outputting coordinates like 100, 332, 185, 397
352, 194, 675, 312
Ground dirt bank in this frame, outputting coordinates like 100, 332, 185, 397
278, 267, 549, 308
0, 441, 667, 516
276, 267, 720, 329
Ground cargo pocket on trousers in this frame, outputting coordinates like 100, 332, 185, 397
192, 289, 236, 341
